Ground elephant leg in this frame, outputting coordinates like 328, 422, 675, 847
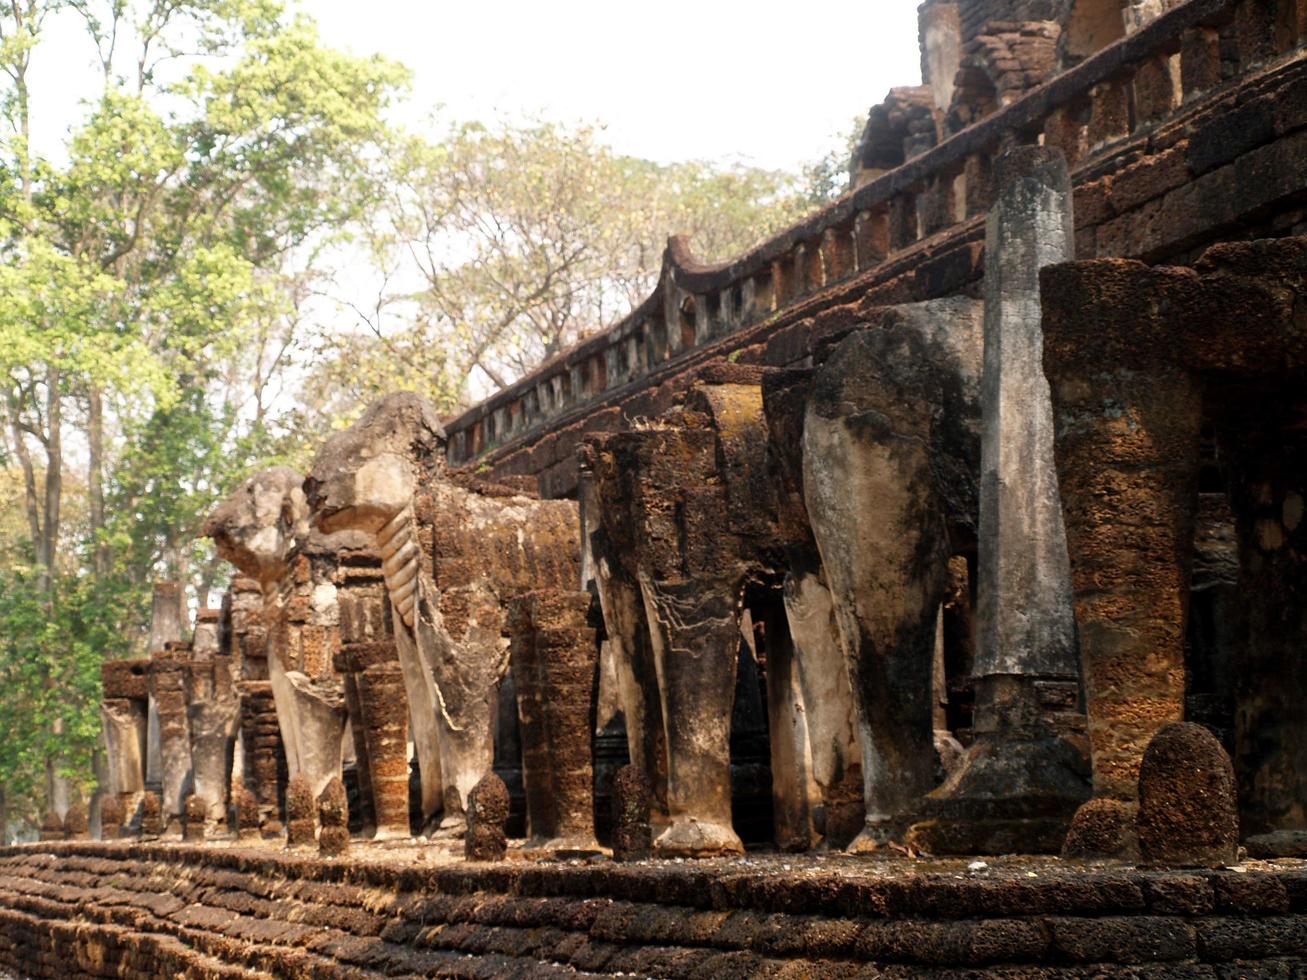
785, 569, 864, 847
282, 672, 347, 801
804, 403, 949, 849
596, 561, 669, 828
393, 623, 446, 828
640, 575, 744, 858
424, 586, 507, 829
762, 597, 819, 851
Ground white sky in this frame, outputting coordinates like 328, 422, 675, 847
28, 0, 924, 173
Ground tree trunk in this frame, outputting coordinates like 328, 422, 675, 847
88, 385, 109, 575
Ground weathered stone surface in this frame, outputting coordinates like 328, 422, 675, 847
1062, 798, 1139, 861
801, 297, 983, 849
143, 581, 182, 799
588, 387, 768, 858
1044, 238, 1307, 841
97, 796, 123, 841
139, 792, 162, 838
612, 764, 653, 862
317, 777, 349, 857
920, 146, 1088, 854
205, 468, 349, 814
1136, 722, 1238, 868
5, 842, 1307, 977
579, 454, 670, 835
761, 369, 864, 851
182, 794, 207, 842
335, 552, 408, 839
508, 590, 600, 852
184, 612, 240, 825
1246, 831, 1307, 859
465, 772, 509, 862
60, 804, 88, 842
308, 393, 579, 835
149, 644, 192, 831
37, 813, 62, 843
285, 775, 315, 848
233, 786, 261, 841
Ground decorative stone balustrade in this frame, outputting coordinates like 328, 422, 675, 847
445, 0, 1307, 476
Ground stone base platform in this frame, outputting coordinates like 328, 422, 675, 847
1, 843, 1305, 977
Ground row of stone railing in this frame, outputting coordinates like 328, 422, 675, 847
445, 0, 1304, 466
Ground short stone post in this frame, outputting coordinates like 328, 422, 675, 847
234, 786, 261, 841
286, 775, 316, 848
915, 146, 1089, 854
1061, 799, 1139, 861
139, 791, 163, 838
183, 794, 207, 842
62, 803, 89, 842
99, 796, 124, 841
611, 764, 653, 862
38, 811, 63, 842
317, 777, 349, 857
1136, 722, 1238, 868
465, 772, 509, 862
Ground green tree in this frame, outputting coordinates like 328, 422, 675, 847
306, 118, 814, 411
0, 0, 405, 830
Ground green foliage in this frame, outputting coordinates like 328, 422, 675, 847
0, 0, 405, 832
306, 117, 819, 409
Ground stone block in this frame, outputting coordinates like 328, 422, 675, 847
1136, 722, 1239, 868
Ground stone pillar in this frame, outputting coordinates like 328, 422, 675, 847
150, 642, 193, 834
185, 609, 240, 824
916, 148, 1088, 854
761, 368, 867, 851
781, 571, 864, 849
236, 681, 283, 834
508, 590, 600, 853
800, 300, 984, 850
269, 546, 348, 802
762, 598, 819, 853
1041, 257, 1203, 822
228, 577, 286, 834
1057, 367, 1199, 802
336, 552, 411, 839
920, 1, 962, 113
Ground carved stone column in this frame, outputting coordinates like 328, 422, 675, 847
763, 368, 865, 850
151, 642, 193, 834
917, 147, 1088, 854
336, 549, 411, 839
589, 422, 748, 857
579, 452, 669, 830
229, 577, 286, 834
1042, 257, 1204, 831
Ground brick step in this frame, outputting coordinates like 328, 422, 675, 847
1, 844, 1306, 977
